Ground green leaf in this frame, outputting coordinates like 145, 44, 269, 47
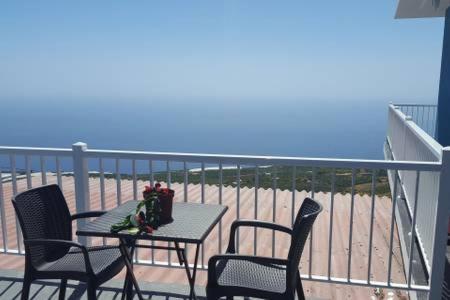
128, 227, 140, 234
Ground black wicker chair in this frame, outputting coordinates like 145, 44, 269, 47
206, 197, 322, 300
12, 184, 125, 300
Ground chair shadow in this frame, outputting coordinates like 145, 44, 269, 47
0, 274, 208, 299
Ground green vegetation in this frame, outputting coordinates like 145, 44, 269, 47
91, 166, 391, 197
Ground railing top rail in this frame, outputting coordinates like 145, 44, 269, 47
84, 148, 442, 171
0, 146, 72, 157
407, 118, 442, 157
389, 105, 442, 158
393, 103, 438, 108
0, 145, 442, 171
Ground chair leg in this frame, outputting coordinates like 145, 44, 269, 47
59, 279, 67, 300
296, 272, 305, 300
86, 282, 97, 300
21, 270, 33, 300
205, 288, 221, 300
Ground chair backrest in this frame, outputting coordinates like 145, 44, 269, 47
287, 198, 322, 287
12, 184, 72, 266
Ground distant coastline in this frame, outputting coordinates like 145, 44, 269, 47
86, 166, 390, 196
1, 166, 390, 197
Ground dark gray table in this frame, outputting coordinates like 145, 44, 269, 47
77, 201, 228, 300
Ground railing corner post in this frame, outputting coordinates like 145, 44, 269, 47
429, 147, 450, 299
72, 142, 90, 245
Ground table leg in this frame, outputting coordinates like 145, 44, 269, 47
174, 242, 184, 265
119, 239, 144, 300
176, 243, 200, 300
121, 243, 135, 300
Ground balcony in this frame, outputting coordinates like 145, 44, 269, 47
0, 104, 448, 299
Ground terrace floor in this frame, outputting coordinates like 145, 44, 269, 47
0, 174, 408, 299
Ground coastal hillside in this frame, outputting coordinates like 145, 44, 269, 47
91, 166, 390, 196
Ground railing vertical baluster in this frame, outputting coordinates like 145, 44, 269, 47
10, 155, 17, 196
417, 106, 420, 124
149, 160, 155, 264
218, 162, 223, 254
236, 163, 241, 253
10, 154, 22, 254
131, 159, 138, 266
40, 156, 47, 185
99, 159, 105, 211
347, 169, 356, 282
428, 106, 432, 134
25, 155, 32, 189
99, 158, 106, 245
72, 143, 90, 246
430, 105, 433, 134
254, 165, 259, 256
184, 162, 188, 203
421, 106, 425, 130
0, 166, 7, 252
56, 157, 62, 191
431, 105, 435, 134
367, 170, 377, 283
149, 160, 154, 187
291, 166, 296, 225
327, 169, 335, 279
115, 159, 121, 206
433, 106, 438, 136
133, 160, 139, 263
387, 170, 399, 285
166, 161, 171, 189
272, 167, 277, 258
167, 161, 172, 266
201, 162, 205, 202
184, 161, 189, 261
309, 167, 316, 277
416, 106, 419, 127
407, 171, 421, 287
200, 162, 205, 267
132, 160, 138, 200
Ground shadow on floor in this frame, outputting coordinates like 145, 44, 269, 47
0, 269, 206, 299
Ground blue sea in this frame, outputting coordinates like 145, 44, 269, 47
0, 98, 399, 172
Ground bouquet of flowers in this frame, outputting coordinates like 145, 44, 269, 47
110, 183, 174, 234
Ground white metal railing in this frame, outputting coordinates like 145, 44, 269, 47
0, 141, 449, 298
395, 104, 438, 138
386, 104, 443, 273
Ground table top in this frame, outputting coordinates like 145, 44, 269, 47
76, 201, 228, 244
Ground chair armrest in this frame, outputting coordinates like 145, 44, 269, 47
71, 211, 106, 221
24, 239, 93, 274
207, 254, 288, 286
226, 220, 292, 253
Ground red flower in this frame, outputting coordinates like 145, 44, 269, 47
144, 186, 152, 193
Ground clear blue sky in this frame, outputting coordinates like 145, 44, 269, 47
0, 1, 445, 103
